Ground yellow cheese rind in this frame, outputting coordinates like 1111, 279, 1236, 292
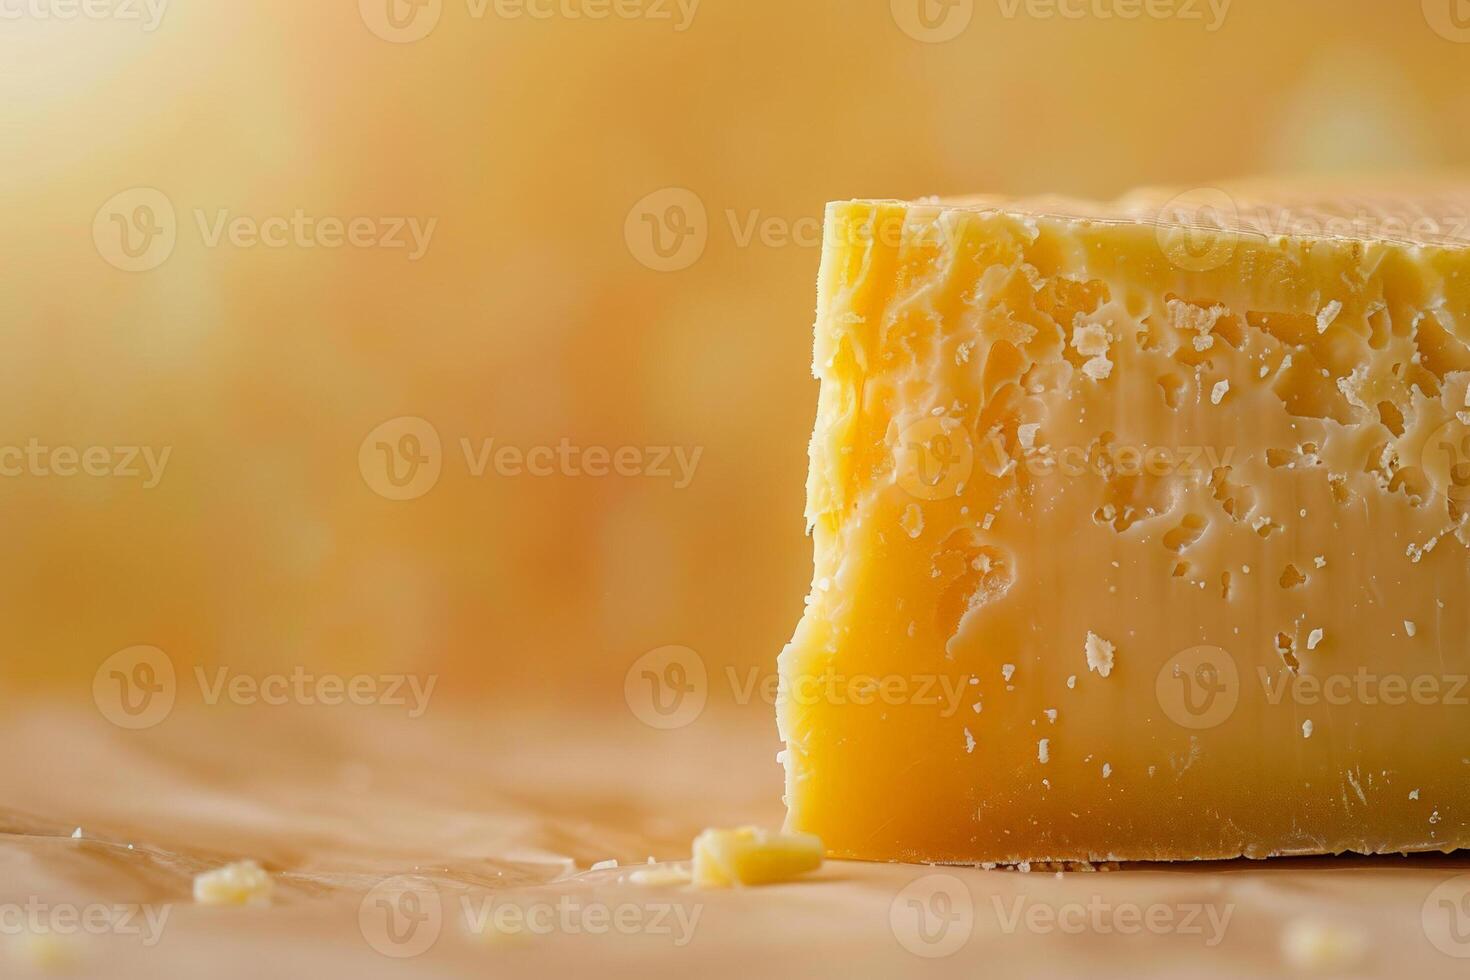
780, 185, 1470, 863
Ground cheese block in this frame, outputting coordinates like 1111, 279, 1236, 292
778, 181, 1470, 863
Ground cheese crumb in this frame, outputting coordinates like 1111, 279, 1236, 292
1072, 322, 1112, 357
629, 866, 694, 887
1082, 355, 1113, 380
590, 859, 619, 871
1307, 629, 1325, 651
1315, 300, 1343, 334
1084, 632, 1115, 678
1211, 380, 1230, 405
193, 860, 274, 907
900, 504, 924, 539
1043, 708, 1057, 723
1281, 917, 1366, 972
1038, 739, 1050, 764
1404, 620, 1417, 637
1313, 555, 1326, 569
1066, 674, 1077, 689
10, 933, 78, 971
1102, 763, 1112, 779
691, 827, 823, 888
1002, 664, 1016, 682
1410, 789, 1420, 800
70, 827, 83, 840
964, 728, 976, 754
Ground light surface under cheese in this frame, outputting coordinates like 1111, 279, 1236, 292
779, 180, 1470, 863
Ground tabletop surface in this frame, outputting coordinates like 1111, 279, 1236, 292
3, 697, 1468, 978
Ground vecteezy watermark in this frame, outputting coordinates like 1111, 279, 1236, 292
625, 188, 709, 272
1423, 0, 1470, 43
1156, 645, 1239, 730
1245, 205, 1470, 245
1258, 668, 1470, 709
1424, 874, 1470, 958
358, 0, 699, 43
357, 877, 702, 958
890, 874, 974, 958
93, 188, 437, 272
994, 0, 1231, 31
732, 667, 971, 717
1156, 189, 1470, 273
895, 416, 1237, 502
625, 645, 707, 729
0, 440, 171, 488
625, 191, 981, 272
360, 877, 443, 959
462, 895, 703, 946
359, 417, 443, 501
92, 645, 177, 730
92, 647, 438, 730
896, 417, 975, 501
1154, 187, 1240, 273
0, 900, 171, 948
359, 416, 704, 501
990, 895, 1234, 945
1422, 416, 1470, 508
890, 0, 974, 43
0, 0, 168, 30
625, 651, 976, 730
1156, 640, 1470, 731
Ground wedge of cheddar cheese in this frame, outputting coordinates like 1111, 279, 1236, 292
779, 181, 1470, 863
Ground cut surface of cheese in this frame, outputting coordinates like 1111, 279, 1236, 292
779, 180, 1470, 863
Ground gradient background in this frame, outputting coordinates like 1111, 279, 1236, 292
2, 0, 1468, 713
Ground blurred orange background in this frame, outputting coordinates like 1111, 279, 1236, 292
2, 0, 1468, 714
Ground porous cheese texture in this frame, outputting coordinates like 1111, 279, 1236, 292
691, 827, 823, 887
192, 860, 274, 906
779, 181, 1470, 863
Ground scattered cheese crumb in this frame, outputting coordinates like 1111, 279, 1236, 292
1082, 355, 1113, 380
628, 865, 693, 887
1072, 322, 1112, 357
1043, 708, 1057, 723
1302, 720, 1314, 739
193, 860, 274, 907
1404, 620, 1417, 638
70, 827, 83, 840
964, 728, 976, 754
1307, 629, 1325, 651
9, 933, 78, 971
1102, 763, 1112, 779
1002, 664, 1016, 682
1281, 917, 1366, 972
1315, 300, 1343, 335
1410, 789, 1420, 800
1084, 632, 1115, 678
691, 827, 823, 888
590, 859, 619, 871
1038, 739, 1050, 764
1211, 380, 1230, 405
1313, 555, 1326, 569
900, 504, 924, 540
1066, 675, 1077, 689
